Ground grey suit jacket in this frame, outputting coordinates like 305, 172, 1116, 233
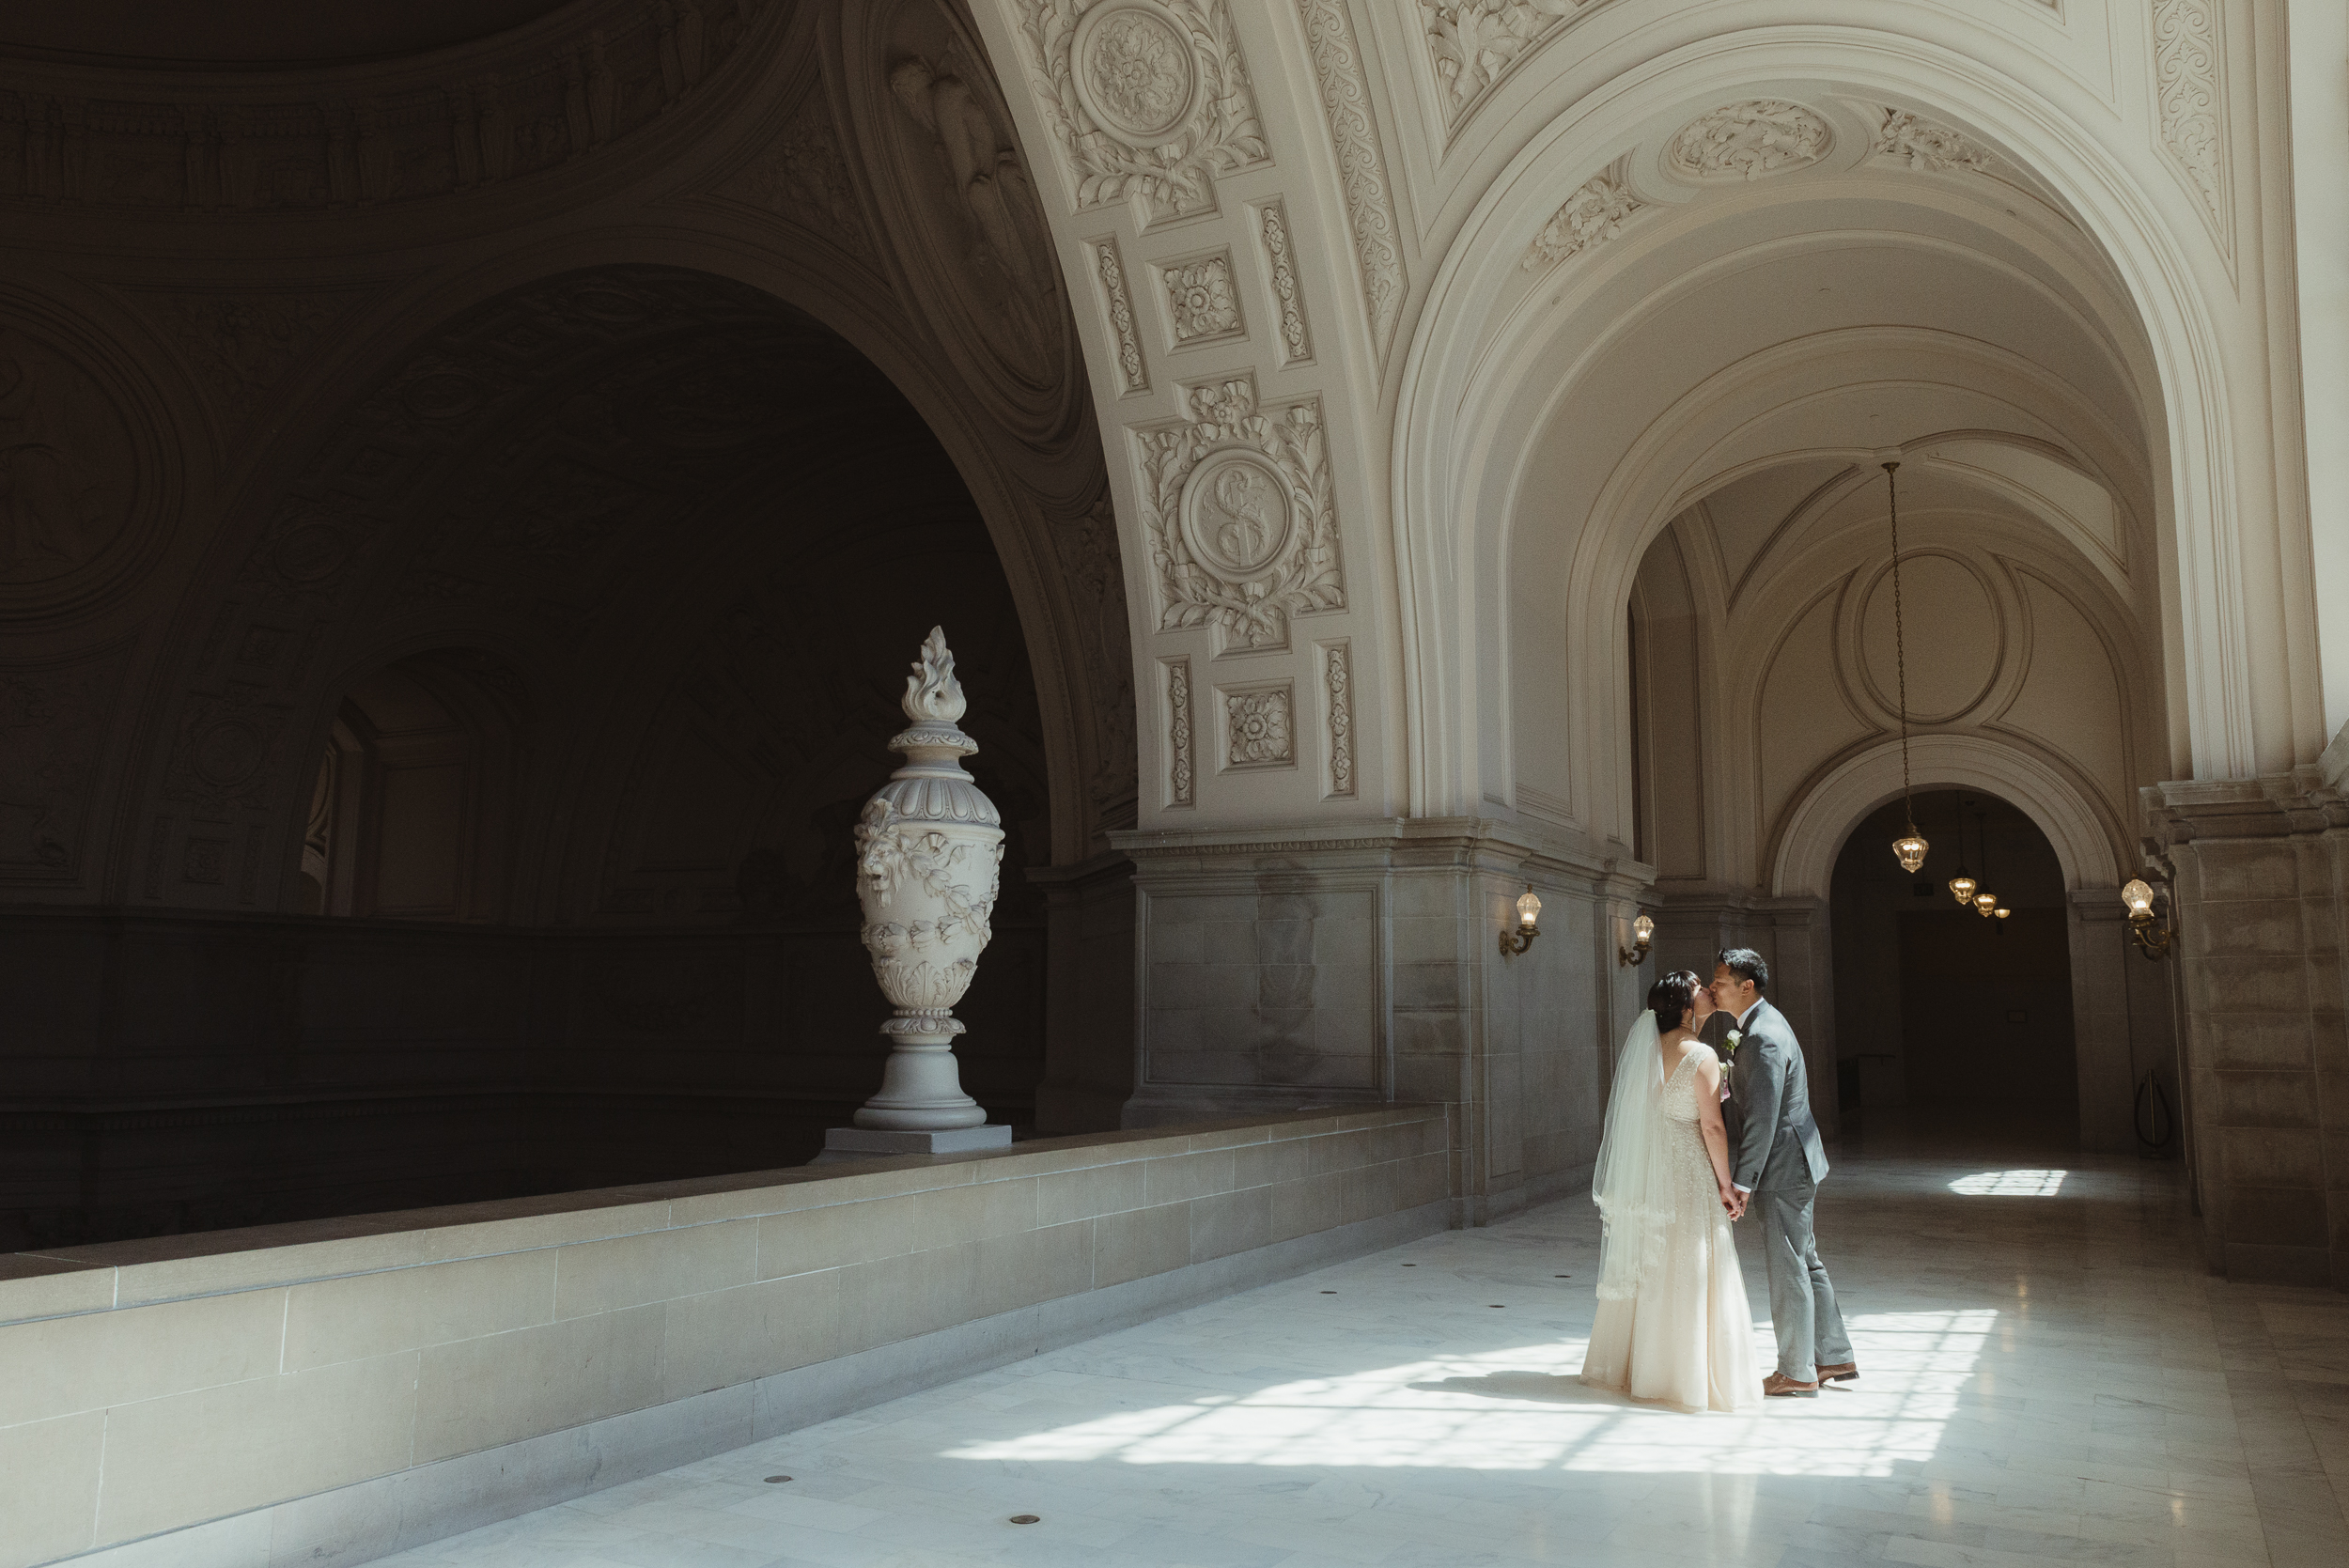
1725, 999, 1829, 1193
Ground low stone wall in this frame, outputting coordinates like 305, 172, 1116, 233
0, 1105, 1452, 1568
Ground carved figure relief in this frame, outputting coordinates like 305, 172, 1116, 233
0, 329, 131, 585
1093, 238, 1149, 394
1667, 101, 1832, 181
1871, 109, 1997, 175
2152, 0, 2227, 240
1220, 681, 1293, 768
717, 86, 875, 259
1134, 374, 1345, 652
1011, 0, 1268, 226
1292, 0, 1403, 364
1255, 201, 1313, 365
878, 4, 1074, 437
1165, 655, 1194, 805
1159, 251, 1241, 345
1523, 164, 1643, 271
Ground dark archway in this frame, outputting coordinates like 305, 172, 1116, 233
1828, 789, 2078, 1145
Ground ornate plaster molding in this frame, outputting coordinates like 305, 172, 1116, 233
1420, 2, 1596, 127
1158, 250, 1242, 345
2152, 0, 2228, 243
1321, 639, 1354, 798
1091, 237, 1149, 394
1255, 200, 1313, 365
1133, 373, 1346, 652
1666, 100, 1831, 181
1522, 160, 1642, 271
0, 0, 770, 214
1220, 680, 1294, 769
1292, 0, 1404, 365
1008, 0, 1268, 227
1164, 655, 1195, 805
712, 85, 874, 259
1870, 108, 1998, 175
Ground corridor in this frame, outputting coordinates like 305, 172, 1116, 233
369, 1127, 2347, 1568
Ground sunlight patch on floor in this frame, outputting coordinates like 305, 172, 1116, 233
942, 1308, 1996, 1480
1949, 1168, 2068, 1195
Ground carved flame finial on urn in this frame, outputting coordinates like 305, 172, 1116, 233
848, 627, 1003, 1132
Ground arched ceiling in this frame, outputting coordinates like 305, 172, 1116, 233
0, 0, 576, 66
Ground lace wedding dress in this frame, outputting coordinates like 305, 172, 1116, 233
1579, 1044, 1761, 1413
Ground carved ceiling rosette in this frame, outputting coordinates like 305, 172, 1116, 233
1010, 0, 1269, 227
1134, 374, 1345, 653
863, 0, 1081, 447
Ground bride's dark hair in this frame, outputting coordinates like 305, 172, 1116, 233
1648, 970, 1703, 1033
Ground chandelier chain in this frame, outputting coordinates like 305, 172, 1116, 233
1887, 460, 1914, 826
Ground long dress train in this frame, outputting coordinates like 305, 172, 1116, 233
1579, 1049, 1761, 1413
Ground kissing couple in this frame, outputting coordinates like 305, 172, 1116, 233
1577, 949, 1856, 1412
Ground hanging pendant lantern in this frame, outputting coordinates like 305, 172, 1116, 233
1881, 460, 1926, 872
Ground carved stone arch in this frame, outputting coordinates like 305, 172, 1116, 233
1769, 732, 2123, 899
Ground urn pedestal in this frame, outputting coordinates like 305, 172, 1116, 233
818, 628, 1013, 1161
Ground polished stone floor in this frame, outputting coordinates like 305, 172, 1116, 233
377, 1116, 2348, 1568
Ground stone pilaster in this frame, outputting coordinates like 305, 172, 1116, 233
1029, 850, 1138, 1134
1107, 818, 1649, 1226
2145, 775, 2349, 1289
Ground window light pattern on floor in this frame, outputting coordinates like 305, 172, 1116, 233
1948, 1168, 2068, 1195
944, 1309, 1996, 1480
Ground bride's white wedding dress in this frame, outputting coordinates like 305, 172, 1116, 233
1579, 1041, 1761, 1413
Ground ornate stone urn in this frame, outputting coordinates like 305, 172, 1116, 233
848, 627, 1003, 1132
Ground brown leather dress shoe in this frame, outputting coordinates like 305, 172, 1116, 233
1817, 1361, 1859, 1383
1763, 1372, 1820, 1397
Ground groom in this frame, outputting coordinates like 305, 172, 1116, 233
1712, 949, 1855, 1398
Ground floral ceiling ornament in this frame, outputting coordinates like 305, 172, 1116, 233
1421, 0, 1593, 124
1222, 684, 1294, 768
1667, 100, 1832, 181
1872, 109, 1998, 175
1523, 161, 1644, 270
1160, 252, 1241, 343
1011, 0, 1269, 227
1133, 375, 1346, 652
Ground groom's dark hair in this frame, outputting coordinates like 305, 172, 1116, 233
1718, 947, 1769, 994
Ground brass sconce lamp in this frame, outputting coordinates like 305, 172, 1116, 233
1501, 885, 1542, 956
1618, 912, 1654, 968
2122, 878, 2173, 959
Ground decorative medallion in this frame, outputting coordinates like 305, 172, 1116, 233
1071, 2, 1202, 146
1159, 251, 1242, 344
1134, 374, 1345, 652
1221, 682, 1294, 769
0, 326, 140, 592
1666, 101, 1831, 181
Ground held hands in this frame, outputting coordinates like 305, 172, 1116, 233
1719, 1184, 1747, 1221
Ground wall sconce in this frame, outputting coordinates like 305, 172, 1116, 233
1501, 884, 1541, 956
1618, 912, 1654, 968
2122, 878, 2172, 959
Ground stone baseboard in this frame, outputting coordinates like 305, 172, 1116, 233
57, 1199, 1451, 1568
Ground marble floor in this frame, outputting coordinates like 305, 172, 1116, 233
376, 1120, 2348, 1568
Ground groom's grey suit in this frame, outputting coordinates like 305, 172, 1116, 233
1726, 998, 1851, 1384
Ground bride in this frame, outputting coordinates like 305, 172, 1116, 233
1579, 970, 1761, 1412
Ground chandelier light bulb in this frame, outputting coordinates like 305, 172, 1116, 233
1631, 912, 1655, 943
1892, 831, 1927, 874
1994, 907, 2011, 920
2122, 878, 2155, 917
1517, 886, 1542, 929
1973, 892, 1998, 918
1948, 873, 1977, 905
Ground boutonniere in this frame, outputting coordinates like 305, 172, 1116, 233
1724, 1030, 1743, 1057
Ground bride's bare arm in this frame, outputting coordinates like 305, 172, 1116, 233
1691, 1051, 1735, 1203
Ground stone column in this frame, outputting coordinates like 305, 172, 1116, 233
2146, 774, 2349, 1288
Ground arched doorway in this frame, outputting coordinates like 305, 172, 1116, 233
1828, 789, 2077, 1147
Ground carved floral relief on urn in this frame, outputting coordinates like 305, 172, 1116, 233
849, 627, 1003, 1130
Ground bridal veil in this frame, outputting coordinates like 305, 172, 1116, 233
1589, 1011, 1674, 1300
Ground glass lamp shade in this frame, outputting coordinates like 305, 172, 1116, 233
1516, 887, 1542, 928
1973, 893, 1998, 917
1631, 913, 1655, 944
2122, 878, 2155, 917
1892, 831, 1928, 873
1948, 873, 1978, 905
1994, 907, 2011, 920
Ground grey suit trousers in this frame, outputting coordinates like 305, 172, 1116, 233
1758, 1183, 1851, 1382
